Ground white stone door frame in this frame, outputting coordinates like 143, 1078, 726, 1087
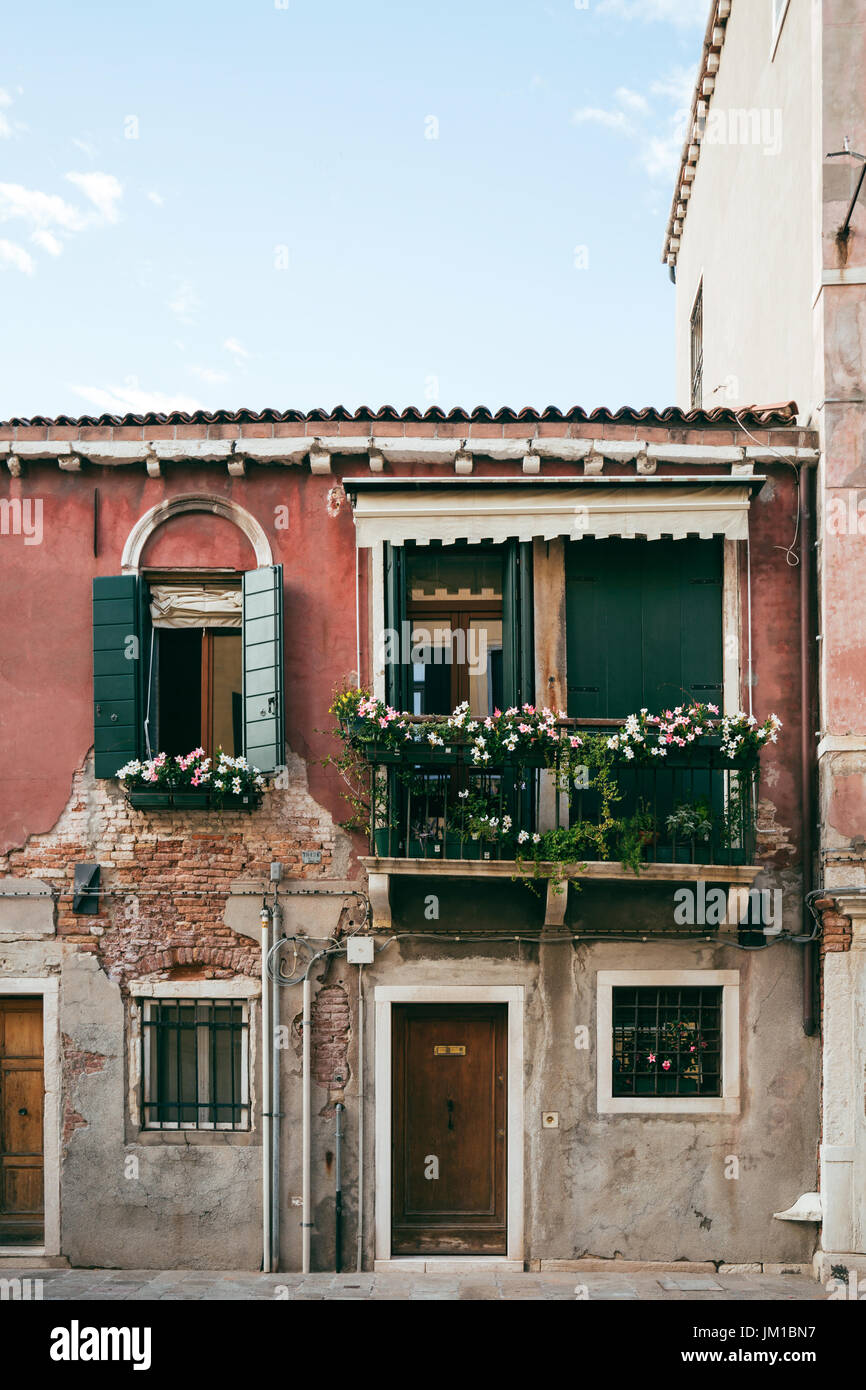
0, 977, 61, 1257
374, 984, 525, 1271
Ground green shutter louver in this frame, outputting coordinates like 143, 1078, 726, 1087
384, 542, 410, 711
565, 538, 724, 718
242, 565, 285, 774
92, 574, 148, 778
503, 540, 535, 709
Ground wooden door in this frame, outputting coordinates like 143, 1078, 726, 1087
392, 1004, 507, 1256
0, 998, 44, 1246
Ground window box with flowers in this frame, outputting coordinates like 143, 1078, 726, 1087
117, 748, 266, 811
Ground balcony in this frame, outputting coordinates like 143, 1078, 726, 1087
345, 711, 764, 926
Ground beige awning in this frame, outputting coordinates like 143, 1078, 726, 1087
350, 483, 753, 547
149, 583, 242, 628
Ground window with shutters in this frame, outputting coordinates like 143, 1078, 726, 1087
385, 540, 533, 714
92, 562, 285, 778
145, 574, 244, 761
565, 538, 724, 721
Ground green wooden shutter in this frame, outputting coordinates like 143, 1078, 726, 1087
503, 540, 534, 709
242, 565, 285, 774
566, 539, 723, 718
92, 575, 147, 777
384, 542, 410, 710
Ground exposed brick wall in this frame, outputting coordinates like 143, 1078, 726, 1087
293, 984, 351, 1095
815, 897, 853, 955
61, 1031, 106, 1147
0, 752, 349, 990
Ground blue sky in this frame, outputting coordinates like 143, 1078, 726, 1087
0, 0, 708, 419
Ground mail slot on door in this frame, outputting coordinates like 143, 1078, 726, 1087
433, 1045, 466, 1056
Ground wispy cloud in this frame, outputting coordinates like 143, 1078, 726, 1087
147, 190, 164, 206
571, 62, 696, 184
70, 380, 204, 415
167, 280, 198, 323
0, 238, 35, 275
189, 365, 229, 385
596, 0, 707, 26
71, 136, 97, 159
0, 87, 27, 140
572, 106, 632, 132
0, 182, 86, 231
31, 229, 63, 256
615, 86, 649, 114
65, 171, 123, 223
223, 337, 250, 361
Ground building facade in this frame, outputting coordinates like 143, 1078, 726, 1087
666, 0, 866, 1280
0, 404, 823, 1271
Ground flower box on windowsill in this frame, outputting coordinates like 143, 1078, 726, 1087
171, 790, 211, 809
127, 790, 173, 809
125, 788, 262, 812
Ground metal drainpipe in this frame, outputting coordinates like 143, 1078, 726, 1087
270, 896, 282, 1271
356, 964, 364, 1273
260, 905, 272, 1273
301, 967, 313, 1273
333, 1073, 345, 1275
800, 463, 818, 1035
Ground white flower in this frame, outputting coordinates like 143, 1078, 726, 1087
518, 829, 529, 844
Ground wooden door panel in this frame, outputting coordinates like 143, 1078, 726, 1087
392, 1004, 507, 1255
0, 999, 44, 1242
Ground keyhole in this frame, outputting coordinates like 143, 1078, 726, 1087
446, 1097, 454, 1131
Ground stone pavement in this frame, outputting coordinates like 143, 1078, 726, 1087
4, 1267, 829, 1301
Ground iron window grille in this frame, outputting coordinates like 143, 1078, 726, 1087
690, 283, 704, 410
141, 999, 250, 1130
612, 986, 722, 1097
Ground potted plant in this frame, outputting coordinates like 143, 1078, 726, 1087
619, 803, 658, 875
665, 800, 714, 863
171, 748, 212, 807
210, 751, 265, 808
117, 754, 172, 807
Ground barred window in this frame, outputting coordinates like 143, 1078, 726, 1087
612, 986, 722, 1098
690, 282, 703, 410
141, 999, 250, 1130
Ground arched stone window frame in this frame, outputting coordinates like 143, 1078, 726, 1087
120, 493, 273, 574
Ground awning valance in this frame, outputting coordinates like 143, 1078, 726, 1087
149, 583, 242, 628
349, 481, 754, 547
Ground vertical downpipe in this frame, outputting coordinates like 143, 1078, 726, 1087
271, 899, 282, 1270
302, 972, 312, 1273
800, 464, 817, 1035
356, 965, 364, 1272
260, 907, 272, 1271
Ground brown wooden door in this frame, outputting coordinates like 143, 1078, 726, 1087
392, 1004, 507, 1256
0, 998, 44, 1246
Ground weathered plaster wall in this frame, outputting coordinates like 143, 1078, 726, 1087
674, 0, 816, 411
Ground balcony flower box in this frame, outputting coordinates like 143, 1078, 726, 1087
118, 747, 265, 812
127, 790, 173, 809
171, 790, 211, 809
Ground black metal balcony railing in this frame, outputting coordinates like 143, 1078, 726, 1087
361, 720, 759, 869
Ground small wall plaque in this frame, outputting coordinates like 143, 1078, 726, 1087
434, 1045, 466, 1056
302, 850, 322, 864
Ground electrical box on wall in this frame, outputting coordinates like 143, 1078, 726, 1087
346, 937, 375, 964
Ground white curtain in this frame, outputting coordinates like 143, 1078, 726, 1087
149, 583, 242, 629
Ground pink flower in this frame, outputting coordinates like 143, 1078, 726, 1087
662, 1060, 671, 1071
648, 1053, 656, 1064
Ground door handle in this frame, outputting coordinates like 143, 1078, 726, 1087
446, 1097, 454, 1131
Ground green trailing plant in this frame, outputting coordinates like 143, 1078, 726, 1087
666, 799, 714, 844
